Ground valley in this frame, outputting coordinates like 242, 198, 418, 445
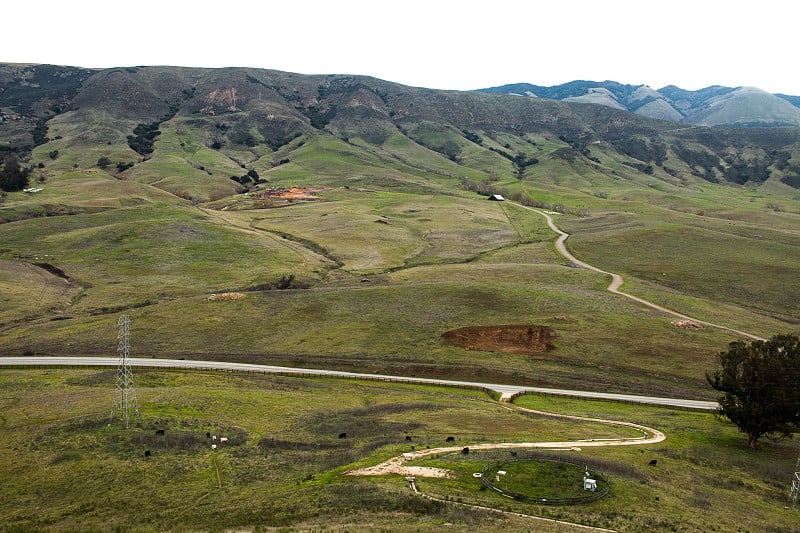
0, 63, 798, 531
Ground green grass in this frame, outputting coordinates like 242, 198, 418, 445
2, 368, 796, 532
0, 202, 322, 313
561, 206, 800, 326
483, 459, 610, 501
2, 184, 789, 398
0, 260, 82, 324
411, 393, 800, 532
2, 85, 799, 402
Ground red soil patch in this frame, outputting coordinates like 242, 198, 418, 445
443, 325, 556, 355
251, 187, 327, 201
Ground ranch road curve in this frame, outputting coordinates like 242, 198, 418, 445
0, 356, 718, 411
519, 205, 765, 342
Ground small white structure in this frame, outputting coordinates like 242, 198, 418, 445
488, 194, 505, 202
496, 470, 507, 482
583, 468, 597, 491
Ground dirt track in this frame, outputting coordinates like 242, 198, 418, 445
521, 206, 765, 342
347, 404, 665, 479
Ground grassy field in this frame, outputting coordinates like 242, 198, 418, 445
560, 206, 800, 325
1, 368, 797, 532
2, 82, 799, 454
3, 64, 800, 532
1, 178, 794, 399
411, 394, 800, 532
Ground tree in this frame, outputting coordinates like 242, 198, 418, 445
0, 153, 31, 192
97, 156, 111, 170
707, 334, 800, 449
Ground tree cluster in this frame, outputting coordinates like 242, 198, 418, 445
127, 122, 161, 156
229, 169, 264, 186
0, 153, 31, 192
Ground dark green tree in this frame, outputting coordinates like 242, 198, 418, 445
707, 334, 800, 448
97, 156, 111, 170
0, 153, 31, 192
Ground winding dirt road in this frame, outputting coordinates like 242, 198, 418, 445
347, 404, 665, 479
523, 206, 765, 341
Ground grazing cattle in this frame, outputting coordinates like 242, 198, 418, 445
212, 435, 217, 441
405, 435, 412, 441
155, 429, 165, 435
207, 432, 211, 438
339, 432, 347, 439
211, 444, 217, 450
649, 459, 658, 466
445, 436, 455, 442
462, 447, 470, 455
219, 437, 228, 443
510, 451, 517, 457
144, 450, 151, 457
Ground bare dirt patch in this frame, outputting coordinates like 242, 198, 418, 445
207, 292, 246, 301
210, 187, 328, 211
251, 186, 327, 202
348, 452, 454, 478
672, 319, 705, 330
443, 325, 555, 355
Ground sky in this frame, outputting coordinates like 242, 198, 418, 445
4, 0, 799, 94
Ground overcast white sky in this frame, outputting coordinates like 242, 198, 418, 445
4, 1, 798, 94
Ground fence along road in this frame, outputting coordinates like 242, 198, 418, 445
0, 356, 718, 411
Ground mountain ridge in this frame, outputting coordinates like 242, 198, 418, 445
2, 62, 800, 206
478, 81, 800, 127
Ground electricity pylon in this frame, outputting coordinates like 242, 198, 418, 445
110, 315, 139, 428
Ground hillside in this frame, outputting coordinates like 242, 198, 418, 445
480, 80, 800, 127
0, 63, 798, 401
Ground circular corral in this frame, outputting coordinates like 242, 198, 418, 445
481, 458, 610, 505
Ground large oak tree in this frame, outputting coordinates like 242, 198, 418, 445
707, 334, 800, 448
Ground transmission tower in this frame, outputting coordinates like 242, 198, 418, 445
110, 315, 139, 428
788, 457, 800, 509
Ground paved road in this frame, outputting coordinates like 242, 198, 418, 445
0, 356, 719, 411
520, 205, 765, 341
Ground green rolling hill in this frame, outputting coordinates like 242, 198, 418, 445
0, 63, 798, 400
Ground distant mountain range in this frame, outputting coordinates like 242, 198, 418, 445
478, 81, 800, 127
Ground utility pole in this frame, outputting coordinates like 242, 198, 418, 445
110, 315, 139, 428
